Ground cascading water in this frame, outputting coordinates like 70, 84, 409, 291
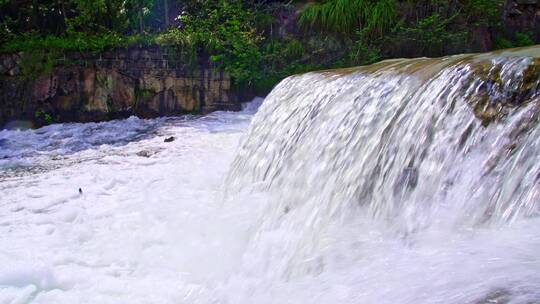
1, 47, 540, 304
223, 46, 540, 303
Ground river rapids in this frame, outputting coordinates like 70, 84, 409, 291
1, 46, 540, 303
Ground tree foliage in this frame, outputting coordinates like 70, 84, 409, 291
0, 0, 531, 94
0, 0, 175, 39
156, 0, 264, 85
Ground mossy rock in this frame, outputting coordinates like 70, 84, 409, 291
466, 56, 540, 126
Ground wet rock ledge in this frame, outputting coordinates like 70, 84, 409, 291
0, 46, 242, 128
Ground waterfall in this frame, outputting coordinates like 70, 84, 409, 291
2, 47, 539, 304
222, 46, 540, 303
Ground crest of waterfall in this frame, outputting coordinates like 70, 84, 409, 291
224, 47, 540, 285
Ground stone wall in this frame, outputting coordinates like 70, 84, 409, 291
0, 46, 241, 128
503, 0, 540, 41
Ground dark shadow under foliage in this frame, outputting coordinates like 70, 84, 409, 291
1, 0, 538, 95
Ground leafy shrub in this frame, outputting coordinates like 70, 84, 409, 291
462, 0, 504, 26
515, 32, 534, 47
493, 36, 514, 50
389, 12, 467, 57
346, 30, 381, 65
34, 110, 57, 125
156, 0, 264, 86
493, 32, 535, 50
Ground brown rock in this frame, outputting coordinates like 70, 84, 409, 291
0, 47, 240, 127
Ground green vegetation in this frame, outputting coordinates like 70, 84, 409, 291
34, 110, 57, 125
493, 32, 534, 50
2, 32, 155, 54
493, 32, 536, 50
18, 50, 56, 80
389, 11, 467, 57
298, 0, 396, 35
156, 0, 264, 85
1, 0, 537, 94
135, 88, 157, 105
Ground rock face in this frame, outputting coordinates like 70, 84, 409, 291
504, 0, 540, 39
0, 46, 240, 128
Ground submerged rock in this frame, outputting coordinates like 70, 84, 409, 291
136, 149, 162, 158
467, 56, 540, 126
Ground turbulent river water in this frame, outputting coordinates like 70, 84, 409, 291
2, 46, 540, 304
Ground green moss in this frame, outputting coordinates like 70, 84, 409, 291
516, 57, 540, 102
466, 56, 540, 126
34, 109, 57, 126
106, 96, 113, 113
135, 87, 157, 108
138, 89, 156, 100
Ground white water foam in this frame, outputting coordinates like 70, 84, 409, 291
0, 102, 266, 303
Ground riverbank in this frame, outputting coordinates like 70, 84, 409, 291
0, 46, 243, 129
1, 0, 539, 128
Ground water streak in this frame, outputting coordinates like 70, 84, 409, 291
224, 46, 540, 302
